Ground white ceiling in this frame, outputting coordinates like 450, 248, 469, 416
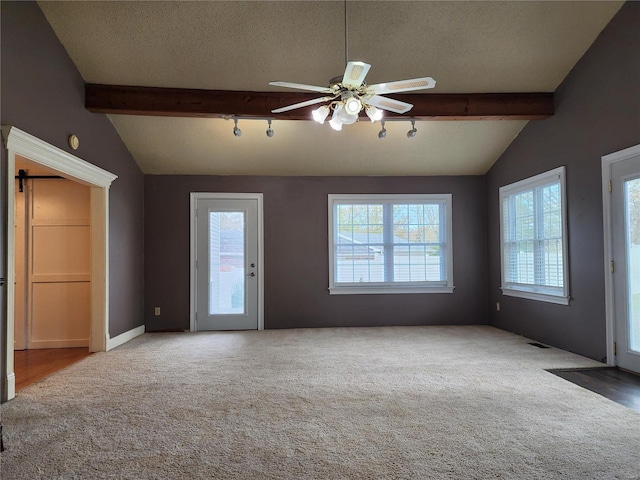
37, 1, 623, 176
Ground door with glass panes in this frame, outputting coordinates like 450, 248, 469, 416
611, 150, 640, 373
194, 195, 260, 330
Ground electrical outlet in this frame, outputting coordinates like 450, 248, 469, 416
496, 302, 501, 312
154, 307, 161, 316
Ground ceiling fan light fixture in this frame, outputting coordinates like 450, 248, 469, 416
266, 119, 274, 137
329, 106, 344, 131
233, 118, 242, 137
337, 107, 358, 125
343, 95, 362, 116
329, 117, 343, 131
366, 105, 383, 122
312, 105, 330, 124
267, 4, 436, 129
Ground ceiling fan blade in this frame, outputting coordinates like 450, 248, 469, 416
342, 61, 371, 89
366, 95, 413, 114
269, 81, 333, 93
271, 96, 333, 114
368, 77, 436, 95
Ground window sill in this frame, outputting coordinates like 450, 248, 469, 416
329, 286, 455, 295
501, 287, 570, 305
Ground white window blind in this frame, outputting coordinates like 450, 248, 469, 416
499, 167, 569, 304
328, 194, 454, 295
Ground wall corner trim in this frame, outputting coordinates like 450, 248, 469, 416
106, 325, 145, 351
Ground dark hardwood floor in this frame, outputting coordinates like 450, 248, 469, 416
548, 367, 640, 413
14, 347, 91, 391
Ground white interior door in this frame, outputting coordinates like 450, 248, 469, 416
610, 150, 640, 373
193, 194, 262, 331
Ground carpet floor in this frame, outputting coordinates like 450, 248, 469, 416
1, 326, 639, 479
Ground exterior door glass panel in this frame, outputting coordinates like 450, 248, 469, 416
208, 211, 245, 316
611, 151, 640, 373
625, 177, 640, 353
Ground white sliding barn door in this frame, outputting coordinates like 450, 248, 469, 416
26, 178, 91, 348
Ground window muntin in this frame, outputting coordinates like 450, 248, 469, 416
499, 167, 569, 304
328, 194, 453, 294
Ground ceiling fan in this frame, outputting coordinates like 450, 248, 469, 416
269, 62, 436, 130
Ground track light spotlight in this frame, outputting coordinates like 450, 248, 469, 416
407, 120, 417, 139
266, 119, 274, 137
378, 121, 387, 139
233, 118, 242, 137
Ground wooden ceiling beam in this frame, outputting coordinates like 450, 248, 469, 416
85, 84, 554, 121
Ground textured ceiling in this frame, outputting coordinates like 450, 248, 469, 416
38, 1, 623, 176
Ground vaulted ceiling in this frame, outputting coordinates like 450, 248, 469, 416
37, 1, 623, 176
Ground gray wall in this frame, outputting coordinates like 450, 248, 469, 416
486, 1, 640, 361
145, 175, 488, 330
0, 1, 145, 338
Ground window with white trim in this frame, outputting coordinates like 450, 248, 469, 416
499, 166, 569, 304
328, 194, 454, 295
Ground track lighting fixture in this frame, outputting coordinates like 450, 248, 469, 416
378, 120, 387, 139
224, 115, 424, 141
226, 116, 278, 137
372, 118, 421, 139
407, 120, 417, 139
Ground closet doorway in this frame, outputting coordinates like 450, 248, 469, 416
3, 126, 116, 401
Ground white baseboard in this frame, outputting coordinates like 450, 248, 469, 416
106, 325, 145, 351
6, 372, 16, 401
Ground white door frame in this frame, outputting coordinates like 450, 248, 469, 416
2, 126, 117, 401
602, 144, 640, 366
190, 192, 264, 332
